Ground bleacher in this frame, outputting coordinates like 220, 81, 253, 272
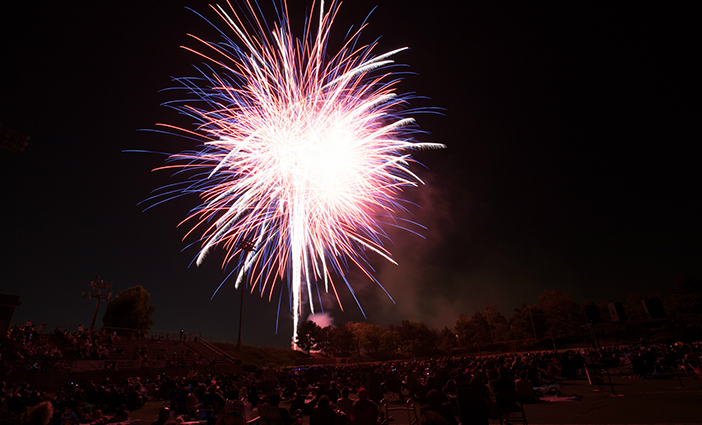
101, 337, 238, 369
0, 331, 66, 376
42, 332, 75, 362
1, 327, 241, 391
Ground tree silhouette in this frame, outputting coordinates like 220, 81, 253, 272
330, 323, 356, 356
392, 320, 435, 356
296, 320, 319, 354
437, 327, 458, 355
538, 290, 582, 339
665, 276, 702, 329
456, 312, 491, 349
316, 326, 332, 356
483, 304, 510, 342
509, 303, 546, 340
379, 329, 400, 356
359, 324, 385, 354
102, 285, 155, 330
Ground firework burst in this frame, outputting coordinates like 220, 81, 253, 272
151, 0, 444, 346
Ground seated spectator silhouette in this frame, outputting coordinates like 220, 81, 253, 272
349, 388, 379, 425
185, 390, 199, 418
456, 374, 489, 425
328, 381, 341, 405
248, 383, 261, 408
421, 389, 457, 425
126, 385, 144, 411
218, 398, 245, 425
310, 395, 337, 425
515, 372, 536, 403
256, 399, 283, 425
112, 404, 130, 423
406, 370, 422, 398
336, 387, 353, 417
201, 384, 226, 411
267, 393, 296, 425
151, 407, 171, 425
289, 387, 316, 417
490, 366, 518, 413
22, 400, 53, 425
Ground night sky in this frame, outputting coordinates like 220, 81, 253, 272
1, 1, 699, 348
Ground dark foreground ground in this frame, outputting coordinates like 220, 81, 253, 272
130, 373, 702, 424
516, 374, 701, 424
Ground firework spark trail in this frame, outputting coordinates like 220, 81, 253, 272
152, 0, 444, 347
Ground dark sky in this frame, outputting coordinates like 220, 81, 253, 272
1, 1, 699, 348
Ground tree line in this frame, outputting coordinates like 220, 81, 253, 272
94, 277, 701, 354
296, 276, 702, 357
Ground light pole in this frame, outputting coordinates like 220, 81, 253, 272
236, 240, 256, 349
82, 276, 113, 330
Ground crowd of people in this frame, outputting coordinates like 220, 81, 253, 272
2, 378, 145, 424
2, 329, 700, 425
54, 328, 114, 361
595, 341, 701, 378
2, 323, 66, 375
1, 324, 234, 379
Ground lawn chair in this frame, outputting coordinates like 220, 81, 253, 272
378, 397, 404, 425
407, 398, 422, 425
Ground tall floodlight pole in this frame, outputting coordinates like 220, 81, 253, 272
235, 240, 256, 349
82, 276, 113, 330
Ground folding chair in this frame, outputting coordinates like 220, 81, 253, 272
407, 398, 422, 425
379, 397, 404, 425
